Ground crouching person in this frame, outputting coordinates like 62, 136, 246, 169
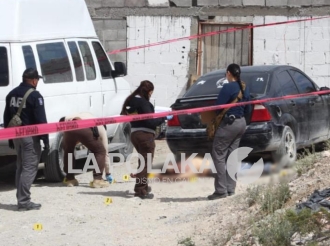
60, 113, 109, 188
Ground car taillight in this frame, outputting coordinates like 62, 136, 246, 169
250, 104, 272, 122
167, 115, 180, 126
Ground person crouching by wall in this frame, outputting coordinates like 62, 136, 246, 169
121, 80, 165, 199
208, 63, 252, 200
59, 115, 109, 188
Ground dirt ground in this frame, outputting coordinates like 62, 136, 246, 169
0, 140, 329, 246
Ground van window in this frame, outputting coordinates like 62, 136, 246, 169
37, 42, 73, 83
68, 41, 85, 82
0, 47, 9, 86
92, 42, 111, 79
22, 46, 37, 70
78, 41, 96, 81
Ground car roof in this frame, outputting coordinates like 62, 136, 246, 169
201, 65, 295, 78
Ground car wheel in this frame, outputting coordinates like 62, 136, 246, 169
117, 123, 134, 161
272, 126, 297, 168
44, 133, 65, 182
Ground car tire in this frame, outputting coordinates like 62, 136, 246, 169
44, 133, 65, 182
272, 126, 297, 168
117, 123, 134, 161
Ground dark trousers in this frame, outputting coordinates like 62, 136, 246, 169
131, 131, 155, 196
13, 137, 41, 206
212, 118, 246, 194
63, 128, 106, 180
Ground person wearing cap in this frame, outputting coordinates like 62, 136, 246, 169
3, 68, 49, 211
59, 112, 111, 188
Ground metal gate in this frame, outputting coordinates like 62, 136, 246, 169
197, 23, 253, 75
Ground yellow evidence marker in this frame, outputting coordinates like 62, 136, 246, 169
280, 170, 288, 177
33, 223, 43, 231
189, 176, 198, 183
148, 173, 155, 178
104, 197, 113, 205
123, 175, 130, 181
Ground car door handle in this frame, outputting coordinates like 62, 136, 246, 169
290, 100, 296, 106
309, 100, 315, 106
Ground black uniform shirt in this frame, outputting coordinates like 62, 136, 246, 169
3, 82, 49, 144
216, 81, 251, 117
126, 96, 165, 131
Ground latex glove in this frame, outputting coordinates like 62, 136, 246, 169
106, 174, 114, 183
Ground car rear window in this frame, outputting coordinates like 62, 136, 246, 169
184, 72, 269, 97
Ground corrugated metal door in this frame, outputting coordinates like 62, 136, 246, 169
198, 23, 252, 75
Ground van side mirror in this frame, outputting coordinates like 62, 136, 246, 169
112, 62, 127, 78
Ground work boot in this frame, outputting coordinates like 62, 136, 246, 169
227, 192, 235, 196
134, 193, 154, 200
90, 179, 109, 188
18, 202, 41, 211
207, 192, 227, 200
63, 178, 79, 187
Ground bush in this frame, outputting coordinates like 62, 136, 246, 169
178, 237, 195, 246
260, 182, 291, 214
254, 214, 293, 246
285, 208, 330, 237
245, 182, 291, 214
246, 185, 262, 207
295, 146, 321, 177
251, 208, 330, 246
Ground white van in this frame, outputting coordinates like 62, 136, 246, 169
0, 0, 133, 181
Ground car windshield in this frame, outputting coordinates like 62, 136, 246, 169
184, 72, 270, 98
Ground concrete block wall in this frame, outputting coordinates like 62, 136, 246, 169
93, 19, 127, 64
253, 16, 330, 87
125, 16, 191, 106
87, 0, 330, 106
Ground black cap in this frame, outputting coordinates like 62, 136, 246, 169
22, 68, 43, 80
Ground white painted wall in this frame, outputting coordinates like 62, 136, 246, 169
126, 15, 330, 107
147, 0, 169, 7
126, 16, 191, 108
253, 16, 330, 87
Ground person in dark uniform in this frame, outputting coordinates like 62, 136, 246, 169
208, 63, 251, 200
121, 80, 165, 199
3, 68, 49, 211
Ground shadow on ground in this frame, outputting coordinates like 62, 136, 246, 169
158, 197, 209, 203
0, 203, 17, 211
78, 190, 130, 198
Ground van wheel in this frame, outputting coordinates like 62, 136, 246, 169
118, 123, 133, 161
44, 133, 65, 182
272, 126, 297, 168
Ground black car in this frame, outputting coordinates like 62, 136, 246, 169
166, 65, 330, 166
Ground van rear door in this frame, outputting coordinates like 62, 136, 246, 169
0, 43, 15, 154
0, 44, 12, 106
